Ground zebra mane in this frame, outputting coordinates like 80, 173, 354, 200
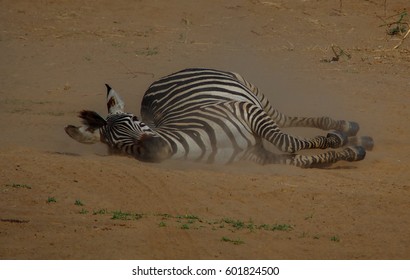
79, 110, 107, 129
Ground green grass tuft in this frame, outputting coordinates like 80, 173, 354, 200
221, 236, 245, 245
46, 197, 57, 204
74, 200, 84, 206
111, 211, 143, 220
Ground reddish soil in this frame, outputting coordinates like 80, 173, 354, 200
1, 0, 409, 259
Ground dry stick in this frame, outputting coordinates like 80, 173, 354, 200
118, 61, 155, 78
393, 28, 410, 49
332, 44, 351, 60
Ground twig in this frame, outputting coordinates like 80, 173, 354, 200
118, 61, 155, 78
393, 28, 410, 49
331, 45, 351, 59
320, 44, 351, 63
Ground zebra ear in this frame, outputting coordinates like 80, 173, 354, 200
105, 84, 125, 114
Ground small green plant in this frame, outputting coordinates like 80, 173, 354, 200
246, 220, 256, 231
6, 183, 31, 189
180, 214, 199, 220
271, 224, 293, 231
158, 221, 167, 227
330, 236, 340, 242
221, 236, 245, 245
181, 224, 190, 230
380, 11, 409, 36
93, 209, 109, 215
46, 197, 57, 204
156, 213, 173, 219
257, 224, 270, 230
111, 211, 143, 220
222, 218, 245, 230
79, 209, 89, 214
74, 200, 84, 206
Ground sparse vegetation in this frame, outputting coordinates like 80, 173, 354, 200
111, 210, 143, 221
93, 209, 109, 215
135, 47, 159, 56
380, 11, 409, 36
74, 200, 84, 206
331, 236, 340, 242
378, 10, 410, 49
177, 214, 199, 220
6, 183, 31, 189
320, 44, 351, 63
156, 213, 173, 219
46, 197, 57, 204
222, 218, 245, 230
181, 224, 190, 230
221, 236, 245, 245
271, 224, 293, 231
77, 209, 293, 235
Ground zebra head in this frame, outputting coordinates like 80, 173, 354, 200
65, 84, 171, 162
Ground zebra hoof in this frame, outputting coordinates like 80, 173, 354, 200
360, 136, 374, 151
345, 146, 366, 162
348, 136, 374, 151
327, 131, 348, 148
343, 121, 360, 136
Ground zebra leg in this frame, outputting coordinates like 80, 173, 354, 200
278, 116, 360, 137
216, 102, 366, 158
243, 145, 366, 168
240, 103, 354, 153
230, 72, 360, 136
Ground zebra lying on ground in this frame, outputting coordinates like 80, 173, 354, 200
65, 68, 373, 168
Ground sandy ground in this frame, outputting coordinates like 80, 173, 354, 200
1, 0, 409, 260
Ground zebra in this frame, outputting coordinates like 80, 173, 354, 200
65, 68, 373, 168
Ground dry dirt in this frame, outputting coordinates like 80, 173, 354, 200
1, 0, 409, 260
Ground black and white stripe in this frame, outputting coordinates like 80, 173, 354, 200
67, 68, 373, 167
133, 68, 370, 166
100, 113, 155, 155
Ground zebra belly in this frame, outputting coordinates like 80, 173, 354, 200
161, 126, 256, 164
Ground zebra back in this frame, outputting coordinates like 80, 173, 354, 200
140, 68, 266, 128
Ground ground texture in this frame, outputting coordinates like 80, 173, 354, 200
1, 0, 409, 259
